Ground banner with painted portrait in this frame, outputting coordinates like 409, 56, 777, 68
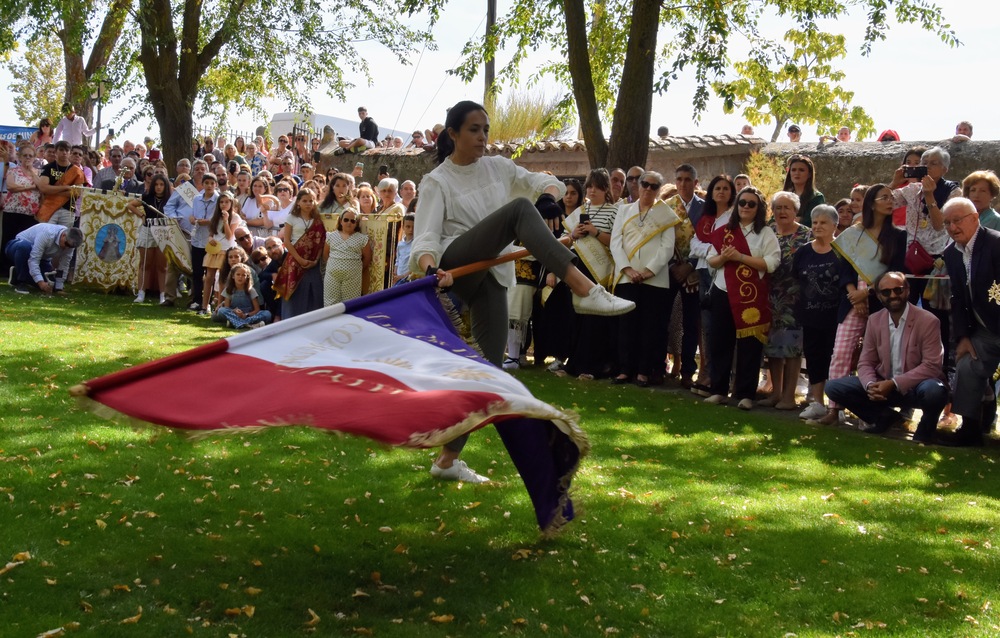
76, 188, 143, 291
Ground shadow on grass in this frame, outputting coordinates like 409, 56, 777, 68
2, 290, 999, 636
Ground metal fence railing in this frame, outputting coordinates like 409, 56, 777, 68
192, 127, 259, 148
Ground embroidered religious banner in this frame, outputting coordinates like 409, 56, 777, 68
76, 188, 143, 291
72, 278, 588, 535
144, 218, 193, 275
361, 212, 403, 293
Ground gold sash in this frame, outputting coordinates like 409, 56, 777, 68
563, 207, 615, 288
664, 195, 695, 260
620, 200, 681, 261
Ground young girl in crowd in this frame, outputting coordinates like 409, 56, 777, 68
216, 263, 271, 329
218, 245, 260, 302
200, 192, 238, 314
273, 188, 325, 318
323, 209, 372, 306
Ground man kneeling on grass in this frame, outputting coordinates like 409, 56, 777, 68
5, 225, 83, 295
824, 271, 949, 445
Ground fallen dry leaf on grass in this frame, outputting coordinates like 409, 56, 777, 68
304, 608, 320, 627
430, 614, 454, 623
119, 606, 142, 624
35, 622, 80, 638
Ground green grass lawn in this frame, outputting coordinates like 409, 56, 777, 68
1, 286, 998, 637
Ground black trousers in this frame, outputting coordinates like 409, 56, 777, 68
616, 282, 675, 379
708, 286, 763, 400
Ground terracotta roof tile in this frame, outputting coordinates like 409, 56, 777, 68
482, 134, 764, 155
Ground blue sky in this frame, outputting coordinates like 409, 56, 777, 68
1, 1, 992, 144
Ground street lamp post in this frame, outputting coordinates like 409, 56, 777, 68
91, 80, 106, 148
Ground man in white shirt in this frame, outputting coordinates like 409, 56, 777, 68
53, 104, 96, 146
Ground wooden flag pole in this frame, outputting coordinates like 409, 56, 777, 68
443, 236, 573, 280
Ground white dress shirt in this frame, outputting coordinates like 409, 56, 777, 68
888, 302, 909, 381
53, 116, 96, 146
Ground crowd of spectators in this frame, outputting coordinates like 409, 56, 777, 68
2, 112, 997, 447
501, 121, 996, 448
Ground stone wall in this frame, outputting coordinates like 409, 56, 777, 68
761, 140, 1000, 201
316, 137, 1000, 200
316, 136, 766, 188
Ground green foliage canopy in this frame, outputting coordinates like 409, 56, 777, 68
402, 0, 958, 169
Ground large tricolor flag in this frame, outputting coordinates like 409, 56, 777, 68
74, 277, 588, 535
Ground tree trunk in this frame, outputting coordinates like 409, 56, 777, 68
770, 117, 786, 143
58, 23, 93, 125
58, 0, 130, 145
605, 0, 659, 171
564, 0, 607, 169
151, 90, 194, 171
137, 0, 246, 168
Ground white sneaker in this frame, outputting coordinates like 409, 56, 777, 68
249, 321, 266, 330
799, 402, 827, 420
547, 360, 564, 372
572, 284, 636, 317
704, 394, 728, 405
133, 291, 146, 303
502, 357, 521, 371
430, 460, 489, 483
159, 292, 167, 304
737, 398, 754, 410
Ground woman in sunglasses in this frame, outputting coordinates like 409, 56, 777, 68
609, 170, 680, 387
270, 179, 298, 231
704, 187, 781, 410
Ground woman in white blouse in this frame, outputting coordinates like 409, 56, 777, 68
704, 187, 781, 410
412, 100, 634, 483
609, 170, 680, 387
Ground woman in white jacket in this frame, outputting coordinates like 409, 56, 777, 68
610, 171, 680, 387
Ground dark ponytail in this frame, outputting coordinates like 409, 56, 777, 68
435, 100, 488, 165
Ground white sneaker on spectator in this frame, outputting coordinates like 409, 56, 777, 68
430, 460, 489, 483
502, 357, 520, 371
737, 398, 754, 410
573, 284, 636, 316
249, 321, 265, 329
704, 394, 728, 405
133, 291, 145, 303
799, 402, 827, 420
